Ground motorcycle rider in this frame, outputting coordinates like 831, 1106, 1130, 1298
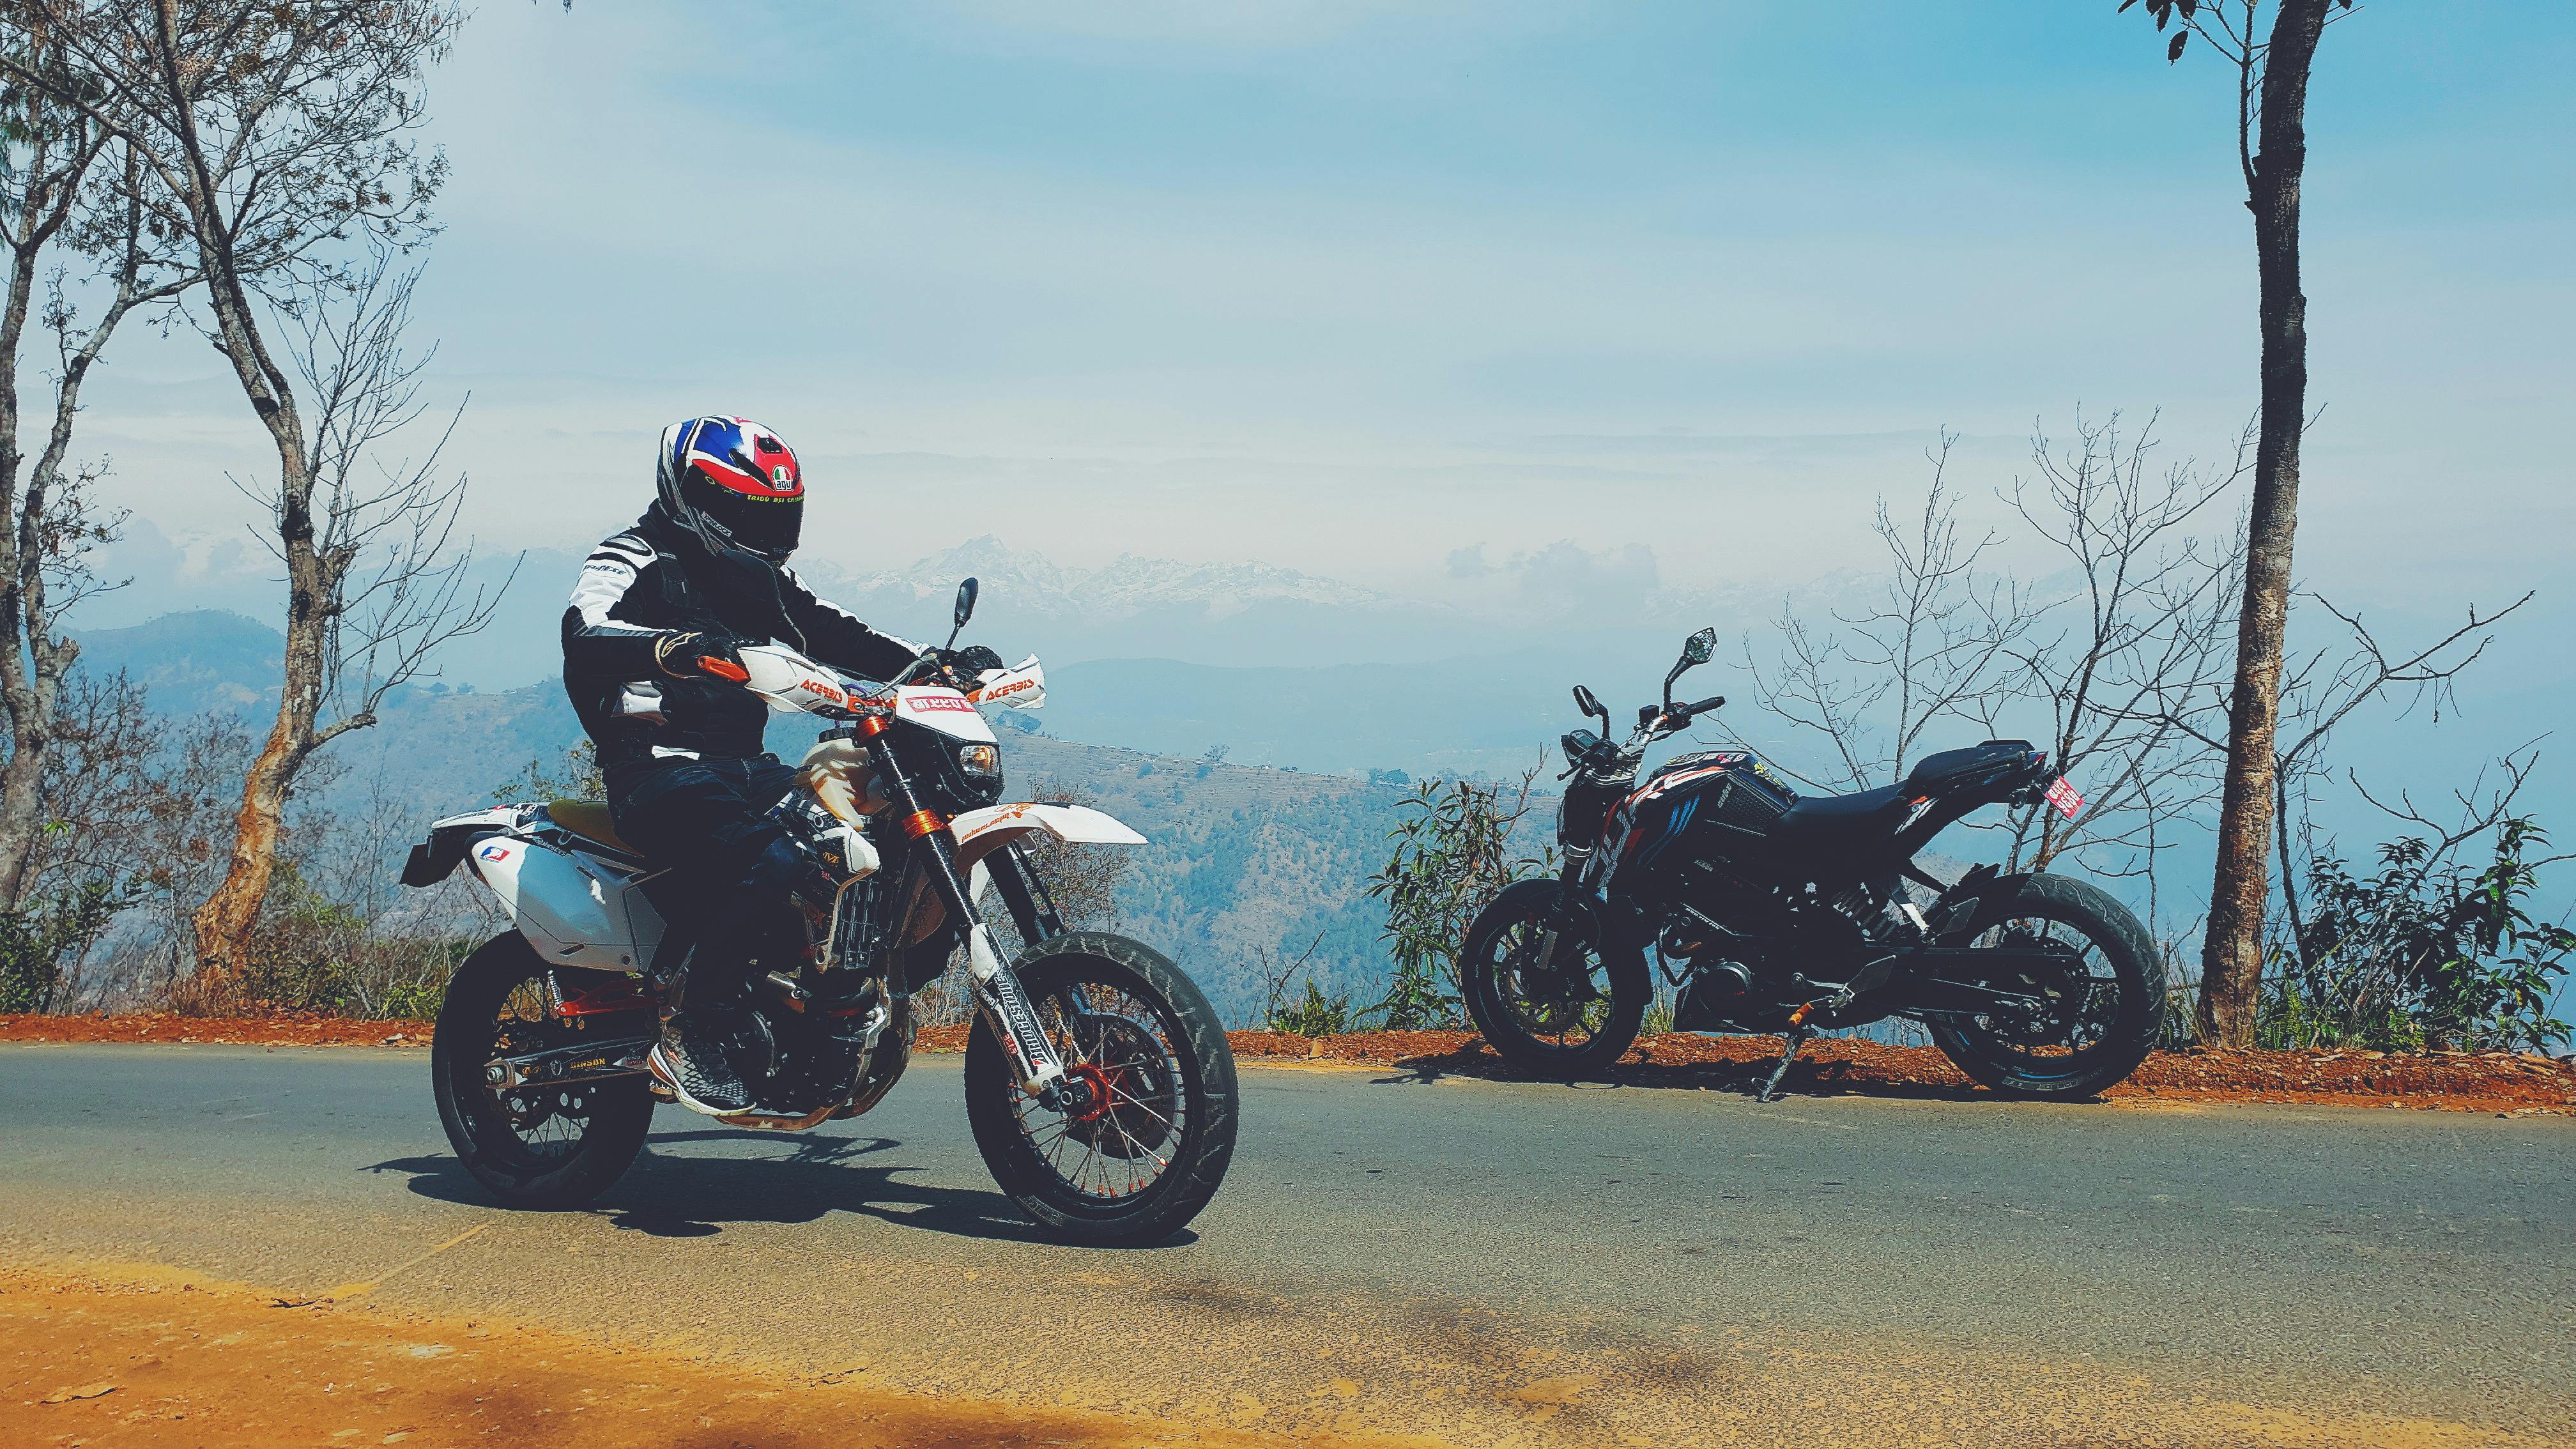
563, 416, 923, 1116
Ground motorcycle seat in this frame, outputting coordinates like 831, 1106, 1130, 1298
1901, 740, 2035, 797
547, 799, 641, 858
1772, 783, 1909, 847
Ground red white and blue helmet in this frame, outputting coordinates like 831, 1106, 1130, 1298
656, 415, 804, 563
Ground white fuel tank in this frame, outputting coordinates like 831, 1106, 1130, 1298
468, 836, 663, 971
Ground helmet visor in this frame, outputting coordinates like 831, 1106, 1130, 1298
682, 466, 802, 560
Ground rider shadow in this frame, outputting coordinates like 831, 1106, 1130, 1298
368, 1127, 1195, 1246
1367, 1038, 2028, 1104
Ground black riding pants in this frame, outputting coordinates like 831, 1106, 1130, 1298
604, 753, 804, 1001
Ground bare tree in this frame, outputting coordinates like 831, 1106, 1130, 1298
1998, 411, 2248, 880
0, 44, 197, 908
2184, 591, 2534, 975
107, 708, 250, 1008
1743, 432, 2037, 792
0, 664, 155, 1011
183, 246, 503, 1000
1, 1, 471, 990
2115, 0, 2356, 1043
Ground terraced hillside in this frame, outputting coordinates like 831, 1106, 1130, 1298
78, 610, 1495, 1020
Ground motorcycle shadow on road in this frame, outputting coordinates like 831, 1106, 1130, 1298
368, 1128, 1196, 1247
1365, 1039, 2031, 1105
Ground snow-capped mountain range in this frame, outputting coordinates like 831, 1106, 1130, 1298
88, 519, 1848, 701
805, 535, 1393, 624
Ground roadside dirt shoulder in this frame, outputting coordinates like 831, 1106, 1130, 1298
0, 1013, 430, 1048
9, 1013, 2570, 1114
0, 1258, 1429, 1449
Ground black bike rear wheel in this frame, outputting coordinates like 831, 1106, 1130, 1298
1927, 873, 2159, 1099
1460, 878, 1648, 1080
963, 932, 1238, 1246
431, 935, 656, 1209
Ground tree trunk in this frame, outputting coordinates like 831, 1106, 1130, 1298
2196, 0, 2333, 1046
187, 602, 327, 989
0, 158, 136, 912
148, 0, 331, 996
0, 123, 87, 912
183, 421, 328, 995
0, 230, 44, 912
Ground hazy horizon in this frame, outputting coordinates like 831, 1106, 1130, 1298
63, 1, 2573, 611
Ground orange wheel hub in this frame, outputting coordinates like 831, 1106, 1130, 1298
1064, 1062, 1125, 1124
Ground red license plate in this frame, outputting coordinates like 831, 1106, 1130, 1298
2044, 775, 2084, 820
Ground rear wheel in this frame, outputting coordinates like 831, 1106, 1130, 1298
431, 935, 656, 1209
964, 932, 1238, 1246
1460, 878, 1648, 1080
1927, 873, 2159, 1099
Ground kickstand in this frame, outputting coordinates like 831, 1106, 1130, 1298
1757, 1007, 1818, 1103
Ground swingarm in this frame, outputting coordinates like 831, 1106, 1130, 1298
485, 1036, 654, 1090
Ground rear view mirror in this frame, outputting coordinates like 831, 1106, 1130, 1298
953, 577, 980, 629
1663, 627, 1718, 712
1572, 684, 1603, 719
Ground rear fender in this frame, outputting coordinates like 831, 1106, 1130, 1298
400, 806, 516, 887
1924, 864, 2034, 942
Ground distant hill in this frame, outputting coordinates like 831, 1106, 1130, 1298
325, 686, 1411, 1025
75, 609, 1420, 1023
74, 610, 283, 710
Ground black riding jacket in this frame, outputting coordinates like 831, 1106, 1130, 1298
562, 506, 921, 768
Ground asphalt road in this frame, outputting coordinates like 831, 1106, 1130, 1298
1, 1043, 2568, 1447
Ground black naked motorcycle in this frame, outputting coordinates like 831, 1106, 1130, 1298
1459, 627, 2160, 1100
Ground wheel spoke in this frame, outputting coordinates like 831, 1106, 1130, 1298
999, 967, 1195, 1207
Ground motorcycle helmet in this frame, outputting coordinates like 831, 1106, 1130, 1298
656, 415, 804, 564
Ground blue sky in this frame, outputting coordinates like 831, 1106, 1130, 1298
82, 0, 2573, 606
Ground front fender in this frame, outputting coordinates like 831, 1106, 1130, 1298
953, 802, 1148, 903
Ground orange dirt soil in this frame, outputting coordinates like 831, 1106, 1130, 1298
0, 1259, 1429, 1449
8, 1013, 2570, 1114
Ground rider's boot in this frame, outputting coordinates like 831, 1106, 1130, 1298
648, 836, 815, 1117
648, 978, 757, 1116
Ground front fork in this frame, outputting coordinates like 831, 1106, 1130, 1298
1530, 848, 1592, 974
860, 723, 1067, 1096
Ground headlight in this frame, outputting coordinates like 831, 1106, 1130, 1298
956, 742, 1000, 778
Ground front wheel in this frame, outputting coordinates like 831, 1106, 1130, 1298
431, 935, 656, 1209
1926, 873, 2160, 1099
964, 932, 1238, 1246
1460, 878, 1650, 1080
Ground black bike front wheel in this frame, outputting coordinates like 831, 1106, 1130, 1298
963, 932, 1238, 1246
431, 935, 656, 1209
1460, 878, 1649, 1080
1927, 872, 2160, 1099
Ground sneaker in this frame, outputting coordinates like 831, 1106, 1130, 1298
648, 1008, 755, 1116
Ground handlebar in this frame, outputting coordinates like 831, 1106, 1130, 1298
1561, 691, 1730, 774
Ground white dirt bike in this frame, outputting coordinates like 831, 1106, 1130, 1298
402, 578, 1238, 1245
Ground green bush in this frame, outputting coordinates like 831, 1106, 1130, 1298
2263, 817, 2573, 1054
231, 864, 473, 1020
0, 884, 120, 1015
379, 970, 450, 1022
1266, 977, 1355, 1037
1363, 774, 1553, 1031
